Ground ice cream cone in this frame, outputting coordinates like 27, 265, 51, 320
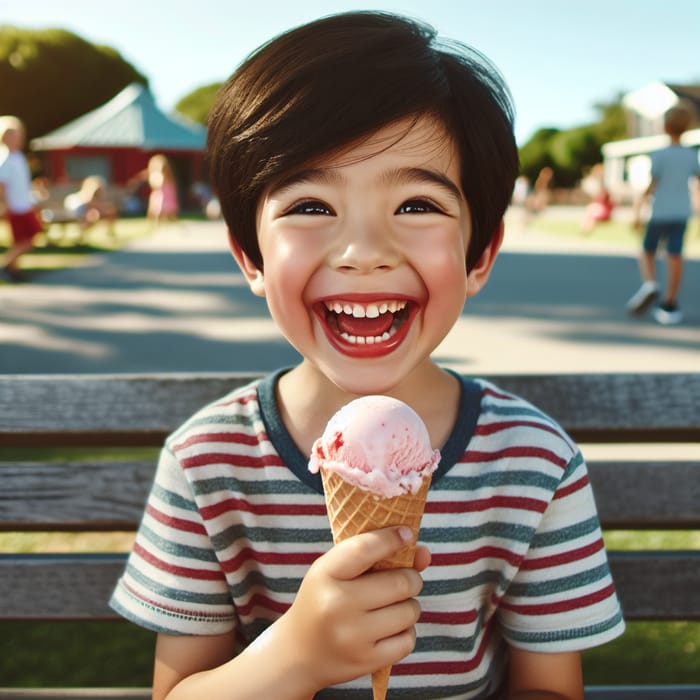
320, 468, 431, 699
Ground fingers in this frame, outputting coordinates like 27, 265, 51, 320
413, 544, 432, 572
321, 526, 416, 580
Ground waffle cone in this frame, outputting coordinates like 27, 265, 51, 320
319, 468, 431, 699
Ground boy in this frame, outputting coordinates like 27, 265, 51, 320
111, 12, 624, 699
0, 116, 44, 282
626, 104, 700, 324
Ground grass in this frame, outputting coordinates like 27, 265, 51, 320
524, 208, 700, 257
0, 215, 174, 279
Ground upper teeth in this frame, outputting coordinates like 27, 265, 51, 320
325, 300, 407, 318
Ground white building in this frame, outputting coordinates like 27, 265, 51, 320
601, 82, 700, 202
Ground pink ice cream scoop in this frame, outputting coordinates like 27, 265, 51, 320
309, 395, 441, 498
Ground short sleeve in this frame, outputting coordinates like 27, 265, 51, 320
497, 451, 625, 652
110, 446, 237, 635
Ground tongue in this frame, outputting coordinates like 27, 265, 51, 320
336, 311, 394, 337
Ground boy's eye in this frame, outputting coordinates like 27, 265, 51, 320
396, 199, 440, 214
286, 200, 334, 216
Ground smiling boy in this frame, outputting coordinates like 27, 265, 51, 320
111, 12, 624, 699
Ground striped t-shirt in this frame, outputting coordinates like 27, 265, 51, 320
110, 370, 625, 699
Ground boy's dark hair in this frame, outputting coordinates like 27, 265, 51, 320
664, 104, 694, 137
207, 11, 519, 271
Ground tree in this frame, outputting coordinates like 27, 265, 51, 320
518, 127, 558, 184
175, 83, 223, 126
0, 26, 147, 141
518, 95, 629, 187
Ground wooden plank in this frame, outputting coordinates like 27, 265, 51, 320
0, 691, 150, 699
2, 551, 699, 621
0, 461, 154, 531
585, 688, 700, 700
2, 459, 698, 532
608, 551, 700, 620
0, 373, 698, 446
1, 687, 698, 700
0, 373, 260, 447
588, 461, 700, 529
0, 555, 125, 620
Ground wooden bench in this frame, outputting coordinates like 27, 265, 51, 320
1, 372, 698, 699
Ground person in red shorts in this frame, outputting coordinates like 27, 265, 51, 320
0, 116, 44, 282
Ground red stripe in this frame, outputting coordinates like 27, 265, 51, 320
475, 419, 561, 438
201, 497, 326, 520
554, 474, 589, 499
221, 546, 323, 572
419, 608, 478, 625
216, 391, 257, 407
482, 387, 515, 401
174, 431, 268, 451
520, 538, 605, 570
237, 592, 291, 617
431, 545, 524, 568
500, 582, 616, 615
464, 446, 567, 468
147, 504, 207, 535
427, 495, 546, 515
181, 452, 286, 469
133, 541, 225, 581
121, 580, 232, 623
395, 625, 492, 675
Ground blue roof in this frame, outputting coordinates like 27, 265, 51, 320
31, 83, 206, 151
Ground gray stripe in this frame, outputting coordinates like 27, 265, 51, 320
530, 515, 601, 548
123, 562, 233, 606
504, 609, 624, 645
506, 562, 612, 598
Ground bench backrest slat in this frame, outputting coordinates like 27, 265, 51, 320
2, 459, 699, 531
2, 551, 698, 621
1, 373, 698, 446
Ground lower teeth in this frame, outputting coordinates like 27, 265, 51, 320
340, 329, 394, 345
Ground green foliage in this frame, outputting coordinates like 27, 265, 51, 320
518, 127, 558, 182
175, 82, 224, 125
0, 26, 148, 141
518, 95, 629, 187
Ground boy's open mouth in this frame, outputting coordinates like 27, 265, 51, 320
316, 299, 414, 349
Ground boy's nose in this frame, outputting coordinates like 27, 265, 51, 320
329, 218, 401, 273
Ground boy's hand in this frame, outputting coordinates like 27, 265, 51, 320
275, 526, 426, 695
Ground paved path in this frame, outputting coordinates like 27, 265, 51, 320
1, 212, 699, 375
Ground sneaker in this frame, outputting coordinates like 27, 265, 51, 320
626, 280, 659, 314
653, 302, 683, 325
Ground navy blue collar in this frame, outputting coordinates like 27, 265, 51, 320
257, 368, 482, 495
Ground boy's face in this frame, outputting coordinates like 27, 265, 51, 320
233, 116, 499, 394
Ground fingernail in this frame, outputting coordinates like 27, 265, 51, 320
398, 526, 414, 542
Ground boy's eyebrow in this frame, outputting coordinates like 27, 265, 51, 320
269, 166, 463, 202
269, 168, 344, 196
383, 167, 463, 202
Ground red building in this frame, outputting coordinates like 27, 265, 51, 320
30, 83, 206, 206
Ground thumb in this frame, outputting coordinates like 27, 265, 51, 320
322, 526, 415, 580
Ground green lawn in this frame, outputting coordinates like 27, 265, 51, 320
525, 209, 700, 257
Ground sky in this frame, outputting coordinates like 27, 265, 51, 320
2, 0, 699, 144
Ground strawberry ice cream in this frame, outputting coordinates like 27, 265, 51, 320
309, 395, 440, 498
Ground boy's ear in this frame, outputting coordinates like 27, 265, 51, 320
466, 220, 504, 299
228, 232, 266, 297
